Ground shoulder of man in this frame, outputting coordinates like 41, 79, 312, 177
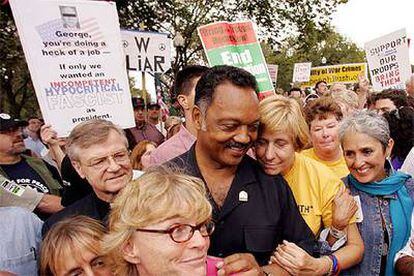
42, 193, 96, 237
243, 155, 292, 194
22, 155, 62, 183
149, 133, 185, 166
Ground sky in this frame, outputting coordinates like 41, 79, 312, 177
332, 0, 413, 64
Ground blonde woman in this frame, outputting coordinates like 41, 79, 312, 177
40, 216, 113, 276
103, 167, 215, 276
255, 95, 363, 275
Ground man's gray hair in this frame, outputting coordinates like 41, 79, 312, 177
66, 119, 128, 161
339, 110, 390, 149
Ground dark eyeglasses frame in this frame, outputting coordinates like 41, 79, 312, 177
135, 220, 215, 243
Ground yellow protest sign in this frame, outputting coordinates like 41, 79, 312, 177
301, 63, 367, 88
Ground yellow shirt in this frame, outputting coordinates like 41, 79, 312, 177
301, 147, 349, 179
283, 153, 343, 235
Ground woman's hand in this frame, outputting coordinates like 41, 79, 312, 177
270, 241, 331, 275
332, 186, 357, 230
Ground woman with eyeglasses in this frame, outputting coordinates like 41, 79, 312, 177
103, 166, 215, 276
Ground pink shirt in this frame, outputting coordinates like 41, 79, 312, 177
149, 125, 196, 167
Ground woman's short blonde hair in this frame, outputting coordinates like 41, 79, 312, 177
259, 95, 310, 150
40, 216, 107, 276
103, 166, 212, 276
331, 89, 359, 111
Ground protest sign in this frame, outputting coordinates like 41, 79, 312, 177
364, 29, 411, 91
198, 21, 274, 99
121, 30, 171, 73
267, 64, 278, 84
301, 63, 367, 88
9, 0, 134, 136
293, 62, 312, 82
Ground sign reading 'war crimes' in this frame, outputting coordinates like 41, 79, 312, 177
9, 0, 134, 136
121, 30, 171, 73
198, 21, 274, 99
301, 63, 367, 88
365, 29, 411, 91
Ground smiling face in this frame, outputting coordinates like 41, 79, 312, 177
126, 218, 210, 276
255, 127, 296, 176
73, 130, 132, 203
342, 131, 393, 183
309, 113, 341, 157
194, 81, 260, 167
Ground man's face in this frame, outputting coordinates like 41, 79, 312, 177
0, 127, 26, 156
148, 106, 160, 121
194, 82, 260, 167
27, 118, 42, 133
374, 98, 397, 115
290, 90, 302, 99
134, 106, 147, 123
60, 6, 79, 28
73, 130, 132, 203
316, 82, 328, 96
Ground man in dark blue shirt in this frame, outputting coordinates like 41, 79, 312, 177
0, 113, 63, 219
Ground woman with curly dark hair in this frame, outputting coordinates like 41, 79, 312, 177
383, 106, 414, 170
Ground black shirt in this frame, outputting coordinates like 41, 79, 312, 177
60, 155, 93, 206
1, 158, 61, 194
167, 145, 317, 266
42, 192, 110, 237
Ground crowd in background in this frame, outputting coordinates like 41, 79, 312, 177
1, 64, 414, 275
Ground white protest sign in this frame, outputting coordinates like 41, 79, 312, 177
293, 62, 312, 82
9, 0, 135, 137
121, 30, 171, 73
267, 64, 279, 84
365, 29, 411, 91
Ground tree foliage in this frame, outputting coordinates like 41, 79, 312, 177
0, 7, 40, 117
116, 0, 349, 75
0, 0, 348, 117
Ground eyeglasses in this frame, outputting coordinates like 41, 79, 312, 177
136, 220, 215, 243
84, 150, 130, 170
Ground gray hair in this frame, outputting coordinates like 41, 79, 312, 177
339, 110, 390, 149
66, 119, 128, 161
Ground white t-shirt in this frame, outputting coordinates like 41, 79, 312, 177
401, 147, 414, 176
395, 211, 414, 262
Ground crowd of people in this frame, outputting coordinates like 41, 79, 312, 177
1, 64, 414, 275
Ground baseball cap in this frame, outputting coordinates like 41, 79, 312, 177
0, 113, 28, 131
131, 97, 146, 109
147, 101, 160, 109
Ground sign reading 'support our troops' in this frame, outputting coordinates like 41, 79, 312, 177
121, 30, 171, 73
198, 21, 275, 99
364, 29, 411, 91
9, 0, 134, 136
301, 63, 367, 88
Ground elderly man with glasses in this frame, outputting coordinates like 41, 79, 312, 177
42, 119, 141, 236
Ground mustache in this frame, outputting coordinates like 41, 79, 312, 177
225, 141, 251, 150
